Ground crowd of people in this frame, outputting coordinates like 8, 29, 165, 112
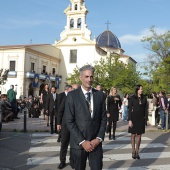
1, 64, 170, 170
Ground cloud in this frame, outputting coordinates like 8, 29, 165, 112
131, 53, 148, 63
0, 18, 61, 29
119, 27, 168, 46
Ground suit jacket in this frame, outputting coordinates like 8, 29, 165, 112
57, 95, 66, 126
46, 93, 58, 114
58, 92, 66, 106
65, 87, 107, 149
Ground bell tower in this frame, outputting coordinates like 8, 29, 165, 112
59, 0, 92, 41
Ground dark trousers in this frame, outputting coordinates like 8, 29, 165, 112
72, 144, 103, 170
60, 125, 74, 165
10, 100, 17, 118
50, 110, 57, 133
155, 108, 160, 124
108, 120, 117, 137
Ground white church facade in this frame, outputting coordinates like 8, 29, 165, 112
54, 0, 137, 89
0, 0, 136, 97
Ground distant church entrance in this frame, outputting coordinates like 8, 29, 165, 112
28, 83, 34, 97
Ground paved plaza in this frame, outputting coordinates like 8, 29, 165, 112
0, 112, 170, 170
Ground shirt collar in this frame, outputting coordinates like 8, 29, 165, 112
81, 86, 92, 95
65, 91, 68, 96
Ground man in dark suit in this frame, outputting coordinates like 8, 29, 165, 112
57, 84, 73, 169
96, 84, 107, 100
65, 65, 107, 170
46, 86, 58, 134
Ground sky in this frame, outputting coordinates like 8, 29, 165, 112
0, 0, 170, 67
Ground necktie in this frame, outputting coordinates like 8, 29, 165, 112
86, 92, 91, 113
86, 92, 91, 102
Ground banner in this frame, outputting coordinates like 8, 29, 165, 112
56, 77, 59, 89
45, 75, 50, 86
32, 73, 39, 88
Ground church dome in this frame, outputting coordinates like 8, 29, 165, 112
96, 30, 121, 48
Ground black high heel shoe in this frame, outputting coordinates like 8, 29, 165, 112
136, 152, 140, 159
132, 152, 136, 159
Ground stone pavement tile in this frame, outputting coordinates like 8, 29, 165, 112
1, 112, 50, 132
0, 132, 31, 170
1, 111, 164, 132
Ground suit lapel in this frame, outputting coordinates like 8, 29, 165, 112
78, 87, 91, 118
92, 88, 97, 119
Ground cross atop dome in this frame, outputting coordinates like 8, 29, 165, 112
105, 21, 111, 30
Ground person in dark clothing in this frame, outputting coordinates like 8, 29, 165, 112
57, 85, 73, 169
7, 85, 19, 119
40, 84, 49, 125
65, 65, 107, 170
107, 87, 122, 140
46, 86, 58, 134
26, 96, 33, 118
0, 94, 13, 122
128, 85, 148, 160
32, 102, 40, 118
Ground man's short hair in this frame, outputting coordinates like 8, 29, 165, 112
65, 85, 72, 90
10, 85, 14, 89
51, 85, 56, 90
79, 65, 95, 75
1, 94, 7, 98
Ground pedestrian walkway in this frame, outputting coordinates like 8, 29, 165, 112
27, 132, 170, 170
1, 111, 159, 132
1, 111, 49, 132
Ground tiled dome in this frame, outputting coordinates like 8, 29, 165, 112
96, 30, 121, 48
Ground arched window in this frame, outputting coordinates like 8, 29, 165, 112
77, 18, 81, 28
70, 19, 74, 29
75, 4, 78, 10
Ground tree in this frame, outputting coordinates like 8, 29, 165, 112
0, 69, 9, 85
67, 54, 141, 94
141, 26, 170, 92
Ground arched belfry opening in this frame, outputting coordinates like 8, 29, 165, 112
77, 18, 81, 28
75, 4, 78, 10
70, 19, 74, 29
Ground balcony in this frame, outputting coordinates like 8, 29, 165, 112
8, 71, 17, 78
25, 72, 62, 82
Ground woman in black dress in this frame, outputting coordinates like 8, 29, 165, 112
128, 85, 147, 159
40, 84, 49, 126
107, 87, 122, 140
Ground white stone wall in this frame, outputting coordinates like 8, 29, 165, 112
0, 45, 61, 97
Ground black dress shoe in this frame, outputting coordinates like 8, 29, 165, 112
132, 152, 136, 159
57, 137, 61, 143
136, 152, 140, 159
113, 136, 116, 140
70, 162, 74, 169
58, 162, 66, 169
